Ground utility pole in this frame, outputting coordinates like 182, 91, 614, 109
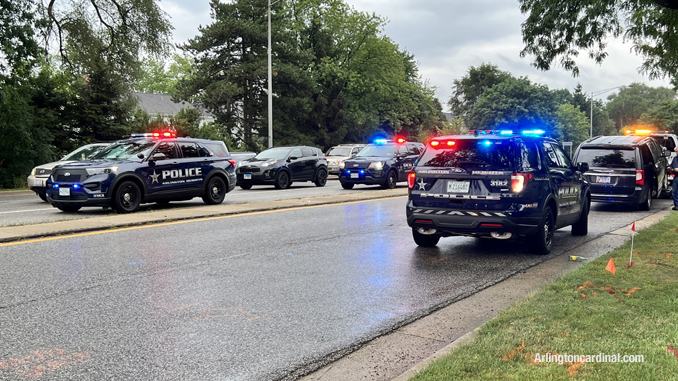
267, 0, 280, 148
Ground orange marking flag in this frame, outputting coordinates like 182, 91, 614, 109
606, 258, 616, 274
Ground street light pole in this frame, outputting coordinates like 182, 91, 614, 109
267, 0, 273, 149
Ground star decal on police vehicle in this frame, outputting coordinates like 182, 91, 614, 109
150, 170, 160, 184
417, 178, 428, 190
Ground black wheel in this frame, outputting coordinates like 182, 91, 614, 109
239, 183, 253, 190
382, 170, 397, 189
112, 181, 142, 213
340, 181, 354, 190
38, 191, 47, 202
639, 188, 652, 211
412, 228, 441, 247
571, 196, 589, 236
529, 208, 555, 255
274, 171, 290, 189
314, 168, 328, 187
203, 176, 226, 205
57, 205, 81, 213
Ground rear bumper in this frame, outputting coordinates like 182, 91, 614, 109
406, 202, 541, 237
591, 187, 645, 204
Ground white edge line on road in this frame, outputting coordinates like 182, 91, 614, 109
0, 208, 55, 215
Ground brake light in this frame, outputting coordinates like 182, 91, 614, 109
447, 141, 455, 146
396, 137, 406, 144
636, 170, 644, 185
511, 173, 533, 193
407, 171, 416, 189
228, 159, 236, 168
430, 141, 440, 147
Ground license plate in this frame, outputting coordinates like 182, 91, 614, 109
59, 187, 70, 196
34, 179, 43, 186
244, 174, 252, 180
596, 176, 611, 184
447, 180, 470, 193
350, 173, 359, 178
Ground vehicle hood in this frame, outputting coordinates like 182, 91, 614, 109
344, 156, 392, 168
325, 155, 351, 164
52, 159, 138, 169
240, 158, 279, 166
32, 160, 77, 174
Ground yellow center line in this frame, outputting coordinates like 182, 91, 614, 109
0, 196, 407, 247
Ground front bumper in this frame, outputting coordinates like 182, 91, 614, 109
338, 169, 386, 185
27, 175, 49, 192
46, 182, 111, 208
406, 201, 541, 237
328, 165, 342, 175
237, 169, 278, 185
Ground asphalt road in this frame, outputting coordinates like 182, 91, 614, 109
0, 197, 671, 380
0, 178, 391, 227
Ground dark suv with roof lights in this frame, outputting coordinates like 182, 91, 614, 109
572, 135, 669, 210
406, 130, 591, 254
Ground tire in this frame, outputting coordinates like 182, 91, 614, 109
529, 208, 555, 255
202, 176, 226, 205
38, 192, 47, 202
112, 181, 142, 213
340, 181, 354, 190
57, 205, 81, 213
382, 170, 398, 189
412, 228, 441, 247
639, 188, 652, 211
314, 168, 328, 187
274, 171, 290, 189
571, 196, 589, 236
239, 183, 253, 190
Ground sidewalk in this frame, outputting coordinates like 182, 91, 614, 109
0, 188, 408, 243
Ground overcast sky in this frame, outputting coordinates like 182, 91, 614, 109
158, 0, 673, 110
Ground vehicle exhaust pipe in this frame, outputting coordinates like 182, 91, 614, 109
417, 228, 438, 235
490, 231, 512, 240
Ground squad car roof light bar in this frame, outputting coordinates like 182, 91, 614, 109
470, 129, 546, 137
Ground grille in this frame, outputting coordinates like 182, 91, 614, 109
240, 167, 261, 174
53, 169, 88, 183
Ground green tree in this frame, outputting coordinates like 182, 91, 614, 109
448, 64, 513, 127
571, 84, 616, 137
519, 0, 678, 81
605, 83, 675, 131
134, 53, 195, 96
638, 99, 678, 133
554, 103, 590, 148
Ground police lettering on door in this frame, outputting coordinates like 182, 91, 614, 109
150, 168, 203, 185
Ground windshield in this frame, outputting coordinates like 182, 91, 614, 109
91, 140, 157, 161
355, 145, 396, 157
576, 148, 636, 168
255, 148, 292, 160
61, 144, 109, 161
326, 147, 352, 156
418, 139, 516, 169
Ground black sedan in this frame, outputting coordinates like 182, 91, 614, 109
236, 146, 328, 189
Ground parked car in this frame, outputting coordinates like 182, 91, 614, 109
339, 139, 423, 189
406, 129, 591, 254
324, 144, 366, 175
45, 133, 236, 213
28, 142, 112, 202
573, 135, 669, 210
236, 146, 328, 189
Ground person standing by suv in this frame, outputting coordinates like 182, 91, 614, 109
670, 146, 678, 211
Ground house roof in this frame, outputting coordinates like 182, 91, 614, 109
133, 92, 197, 115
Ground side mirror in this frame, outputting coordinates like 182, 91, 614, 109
577, 162, 589, 172
289, 156, 298, 161
137, 153, 145, 160
151, 152, 167, 161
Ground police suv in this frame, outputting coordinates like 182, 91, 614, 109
339, 138, 424, 189
46, 132, 237, 213
406, 129, 591, 254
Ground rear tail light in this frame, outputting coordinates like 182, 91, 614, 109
228, 159, 236, 168
407, 171, 416, 189
511, 173, 533, 193
636, 170, 644, 185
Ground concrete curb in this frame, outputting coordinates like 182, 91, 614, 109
389, 207, 673, 381
0, 188, 408, 243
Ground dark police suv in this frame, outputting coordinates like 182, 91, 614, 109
406, 129, 591, 254
236, 146, 328, 189
339, 138, 424, 189
46, 132, 237, 213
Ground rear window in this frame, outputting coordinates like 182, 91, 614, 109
203, 142, 229, 157
418, 139, 516, 169
651, 136, 676, 151
576, 148, 636, 168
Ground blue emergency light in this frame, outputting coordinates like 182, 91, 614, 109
374, 139, 389, 145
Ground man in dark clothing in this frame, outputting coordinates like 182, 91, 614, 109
670, 146, 678, 211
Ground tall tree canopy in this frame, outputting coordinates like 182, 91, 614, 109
604, 83, 675, 130
519, 0, 678, 82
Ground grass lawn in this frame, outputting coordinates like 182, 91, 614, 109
411, 212, 678, 380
